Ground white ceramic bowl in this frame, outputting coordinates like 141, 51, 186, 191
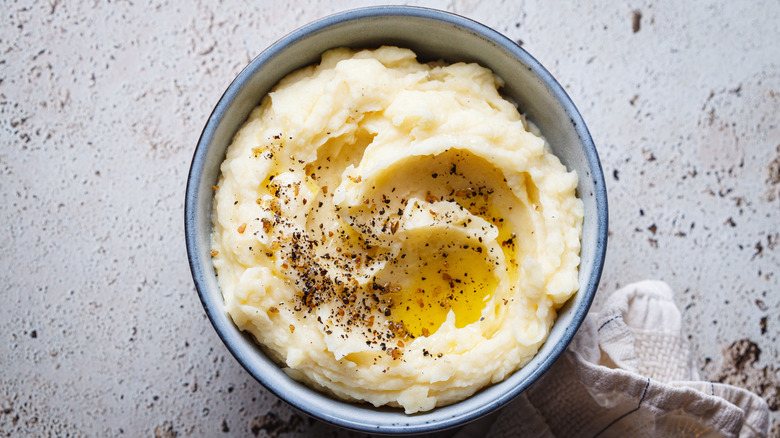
185, 6, 607, 435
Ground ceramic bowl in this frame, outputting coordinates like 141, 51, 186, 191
185, 6, 607, 435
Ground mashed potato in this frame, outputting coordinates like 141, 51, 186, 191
211, 46, 583, 413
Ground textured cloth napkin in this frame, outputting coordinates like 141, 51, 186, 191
483, 281, 770, 438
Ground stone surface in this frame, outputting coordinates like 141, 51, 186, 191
1, 0, 778, 436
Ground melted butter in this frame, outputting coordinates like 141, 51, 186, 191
447, 190, 520, 276
444, 173, 542, 281
386, 244, 497, 339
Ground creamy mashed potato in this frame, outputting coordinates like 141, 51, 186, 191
211, 46, 583, 413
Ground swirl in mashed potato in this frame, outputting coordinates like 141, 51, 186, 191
211, 46, 583, 413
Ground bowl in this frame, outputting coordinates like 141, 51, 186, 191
185, 6, 607, 435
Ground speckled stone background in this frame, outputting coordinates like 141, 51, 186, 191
1, 0, 778, 436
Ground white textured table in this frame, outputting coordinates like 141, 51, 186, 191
1, 1, 777, 436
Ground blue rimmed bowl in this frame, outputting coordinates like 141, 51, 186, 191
185, 6, 607, 435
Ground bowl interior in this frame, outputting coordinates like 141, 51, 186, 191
185, 6, 607, 435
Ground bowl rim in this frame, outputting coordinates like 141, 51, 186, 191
185, 5, 607, 435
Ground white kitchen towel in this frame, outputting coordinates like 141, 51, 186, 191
486, 281, 770, 438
